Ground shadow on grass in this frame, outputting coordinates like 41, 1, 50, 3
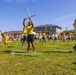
7, 46, 14, 48
40, 50, 75, 54
3, 49, 75, 57
51, 50, 73, 53
3, 50, 44, 56
3, 50, 25, 53
72, 62, 76, 65
7, 45, 27, 48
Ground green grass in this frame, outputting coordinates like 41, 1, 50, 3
0, 40, 76, 75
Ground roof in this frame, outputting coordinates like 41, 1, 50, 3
5, 30, 22, 34
35, 24, 62, 29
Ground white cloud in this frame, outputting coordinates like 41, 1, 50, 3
3, 0, 38, 2
53, 15, 75, 21
3, 0, 28, 2
3, 0, 13, 2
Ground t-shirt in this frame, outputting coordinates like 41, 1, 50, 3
42, 33, 46, 37
21, 34, 24, 38
23, 29, 27, 36
25, 25, 34, 35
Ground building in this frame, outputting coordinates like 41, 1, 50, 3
5, 24, 62, 35
34, 24, 62, 34
5, 30, 22, 35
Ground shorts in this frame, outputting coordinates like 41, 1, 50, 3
23, 36, 28, 42
74, 34, 76, 40
42, 36, 46, 40
28, 34, 34, 42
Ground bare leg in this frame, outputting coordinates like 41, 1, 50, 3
22, 41, 24, 46
31, 42, 35, 53
74, 34, 76, 42
27, 42, 30, 52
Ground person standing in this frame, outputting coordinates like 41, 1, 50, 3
73, 19, 76, 41
23, 18, 35, 53
63, 32, 66, 42
42, 31, 46, 43
22, 24, 28, 46
3, 32, 9, 44
73, 19, 76, 51
38, 31, 42, 43
0, 31, 2, 46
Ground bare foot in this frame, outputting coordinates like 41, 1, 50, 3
33, 51, 36, 53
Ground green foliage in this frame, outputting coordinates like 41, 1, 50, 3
0, 40, 76, 75
63, 30, 70, 35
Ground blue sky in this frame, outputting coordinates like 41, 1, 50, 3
0, 0, 76, 32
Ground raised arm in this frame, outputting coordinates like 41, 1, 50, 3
73, 19, 76, 26
23, 18, 27, 26
29, 18, 34, 27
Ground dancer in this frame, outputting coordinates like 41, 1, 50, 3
38, 31, 42, 43
73, 19, 76, 41
22, 24, 28, 46
73, 19, 76, 51
23, 18, 35, 53
3, 32, 9, 44
0, 31, 2, 46
42, 31, 46, 43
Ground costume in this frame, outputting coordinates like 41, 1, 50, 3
42, 32, 46, 40
26, 25, 34, 42
23, 29, 28, 42
74, 24, 76, 34
3, 33, 9, 44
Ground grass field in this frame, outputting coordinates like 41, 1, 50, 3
0, 40, 76, 75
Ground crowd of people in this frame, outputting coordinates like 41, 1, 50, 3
0, 19, 76, 52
